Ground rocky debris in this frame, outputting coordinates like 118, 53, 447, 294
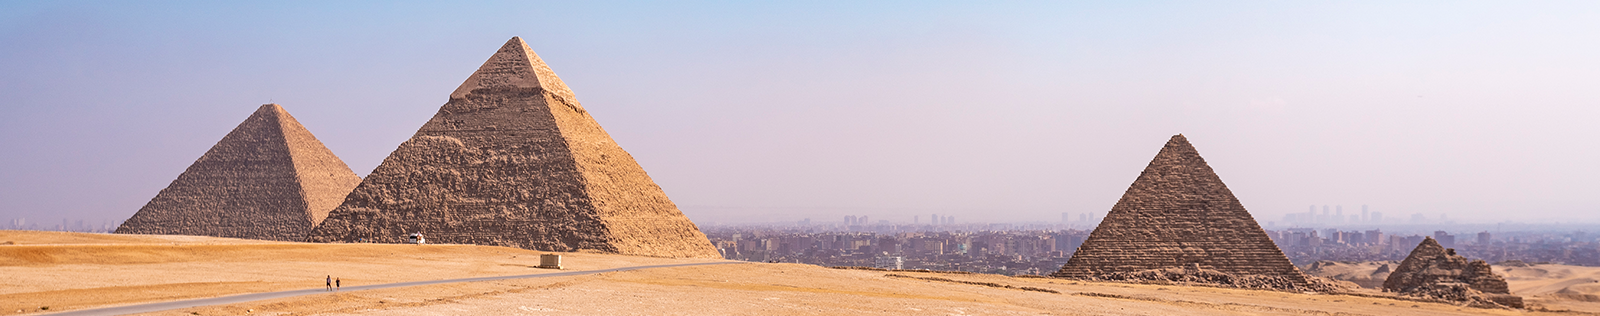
1053, 135, 1317, 291
1384, 237, 1523, 308
1091, 264, 1353, 292
306, 37, 719, 258
116, 104, 361, 241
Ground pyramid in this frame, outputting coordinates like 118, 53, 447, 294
116, 104, 362, 241
306, 37, 720, 258
1053, 135, 1309, 287
1383, 237, 1522, 307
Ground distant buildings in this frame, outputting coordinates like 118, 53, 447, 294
874, 255, 904, 269
4, 217, 120, 232
1435, 231, 1456, 248
707, 222, 1600, 276
1281, 205, 1389, 227
705, 225, 1088, 276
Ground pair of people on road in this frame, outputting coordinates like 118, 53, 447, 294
325, 275, 341, 291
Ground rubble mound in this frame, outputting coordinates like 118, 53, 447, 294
117, 104, 360, 241
306, 37, 719, 258
1094, 264, 1353, 292
1384, 237, 1523, 308
1053, 135, 1317, 291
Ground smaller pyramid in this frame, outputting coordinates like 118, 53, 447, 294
1383, 237, 1523, 308
116, 104, 361, 241
1053, 135, 1315, 290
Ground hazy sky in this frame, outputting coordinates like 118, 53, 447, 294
3, 1, 1598, 226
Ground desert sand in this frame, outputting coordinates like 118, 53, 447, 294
1, 231, 1590, 315
0, 231, 718, 314
1303, 260, 1398, 289
1495, 262, 1600, 312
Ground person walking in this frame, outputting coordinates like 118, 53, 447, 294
336, 278, 341, 291
325, 275, 332, 291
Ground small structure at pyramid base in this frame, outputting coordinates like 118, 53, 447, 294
116, 104, 361, 242
1051, 134, 1345, 293
1384, 237, 1523, 308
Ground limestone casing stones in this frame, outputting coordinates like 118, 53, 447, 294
1052, 135, 1315, 290
116, 104, 362, 241
306, 37, 720, 258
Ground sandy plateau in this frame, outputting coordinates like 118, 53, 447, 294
1, 231, 1595, 315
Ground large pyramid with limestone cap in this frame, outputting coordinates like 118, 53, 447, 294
1053, 135, 1315, 289
306, 37, 719, 258
116, 104, 362, 241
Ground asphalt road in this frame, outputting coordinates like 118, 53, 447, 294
43, 261, 743, 316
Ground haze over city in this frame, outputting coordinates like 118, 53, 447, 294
3, 1, 1599, 226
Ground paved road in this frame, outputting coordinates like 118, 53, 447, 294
45, 261, 743, 316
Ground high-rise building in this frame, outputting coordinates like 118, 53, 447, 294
845, 216, 857, 225
1061, 212, 1070, 223
874, 255, 903, 269
1478, 231, 1492, 245
1435, 231, 1455, 248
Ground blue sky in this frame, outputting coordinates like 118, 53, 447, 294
3, 1, 1599, 225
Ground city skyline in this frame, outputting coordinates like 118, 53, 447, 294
4, 2, 1600, 226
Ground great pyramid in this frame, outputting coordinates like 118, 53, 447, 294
116, 104, 361, 241
305, 37, 720, 258
1053, 135, 1312, 289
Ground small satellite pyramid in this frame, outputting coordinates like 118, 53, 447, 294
116, 104, 361, 241
306, 37, 720, 258
1382, 237, 1522, 307
1053, 135, 1309, 287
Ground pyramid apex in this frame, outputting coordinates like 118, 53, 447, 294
450, 36, 576, 100
1156, 134, 1200, 158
